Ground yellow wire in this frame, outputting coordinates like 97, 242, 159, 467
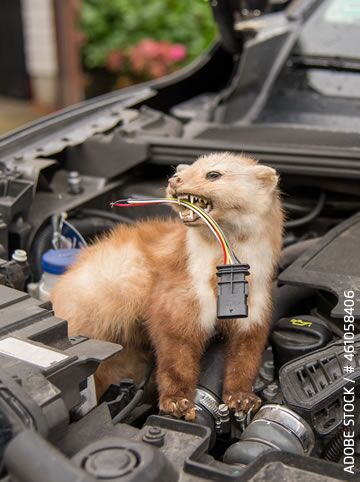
122, 196, 235, 264
176, 200, 233, 263
174, 199, 234, 264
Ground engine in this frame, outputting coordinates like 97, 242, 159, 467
0, 154, 359, 480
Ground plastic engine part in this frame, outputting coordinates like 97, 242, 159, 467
279, 335, 360, 437
223, 404, 315, 465
216, 264, 249, 319
271, 315, 333, 371
41, 249, 81, 275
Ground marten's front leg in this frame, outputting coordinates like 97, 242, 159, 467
222, 323, 269, 416
149, 320, 205, 422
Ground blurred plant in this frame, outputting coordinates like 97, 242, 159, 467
79, 0, 217, 82
127, 39, 187, 78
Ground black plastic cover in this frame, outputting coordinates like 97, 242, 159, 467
279, 336, 360, 437
271, 315, 332, 371
279, 213, 360, 321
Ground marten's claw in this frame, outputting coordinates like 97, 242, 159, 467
160, 396, 196, 421
224, 392, 262, 415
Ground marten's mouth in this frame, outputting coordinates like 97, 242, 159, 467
173, 193, 213, 223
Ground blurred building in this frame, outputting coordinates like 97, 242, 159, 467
0, 0, 83, 111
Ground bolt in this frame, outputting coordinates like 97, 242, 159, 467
234, 410, 246, 424
216, 404, 231, 435
148, 427, 162, 436
267, 383, 278, 395
67, 171, 83, 195
263, 383, 279, 401
142, 426, 165, 447
218, 404, 230, 416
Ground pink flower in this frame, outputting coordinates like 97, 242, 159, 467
126, 39, 187, 79
137, 39, 162, 58
128, 47, 146, 73
169, 43, 187, 62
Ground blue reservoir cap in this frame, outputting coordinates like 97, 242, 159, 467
41, 249, 80, 275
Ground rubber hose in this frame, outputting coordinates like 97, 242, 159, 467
74, 209, 134, 224
112, 389, 144, 425
198, 336, 225, 397
323, 428, 351, 462
285, 192, 326, 229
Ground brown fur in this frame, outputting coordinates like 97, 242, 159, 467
52, 153, 283, 420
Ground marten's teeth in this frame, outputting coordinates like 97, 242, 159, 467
176, 193, 212, 213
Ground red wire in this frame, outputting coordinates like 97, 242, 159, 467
112, 202, 160, 207
219, 236, 228, 265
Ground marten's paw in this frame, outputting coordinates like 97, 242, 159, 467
160, 396, 196, 421
224, 392, 262, 416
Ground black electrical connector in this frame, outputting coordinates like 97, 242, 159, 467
216, 264, 250, 319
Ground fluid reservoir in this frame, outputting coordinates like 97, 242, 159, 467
39, 249, 80, 301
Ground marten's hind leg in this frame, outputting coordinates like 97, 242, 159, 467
94, 343, 154, 398
51, 243, 152, 395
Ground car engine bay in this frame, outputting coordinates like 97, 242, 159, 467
0, 173, 360, 481
1, 1, 360, 480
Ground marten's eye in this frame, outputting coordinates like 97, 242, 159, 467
206, 171, 222, 181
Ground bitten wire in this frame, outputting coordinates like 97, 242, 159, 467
111, 198, 237, 264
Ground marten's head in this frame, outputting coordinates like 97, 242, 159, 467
166, 152, 279, 228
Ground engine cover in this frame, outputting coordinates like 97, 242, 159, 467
279, 212, 360, 322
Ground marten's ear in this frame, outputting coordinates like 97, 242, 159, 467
254, 165, 279, 191
176, 164, 190, 173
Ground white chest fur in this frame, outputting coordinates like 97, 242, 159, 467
234, 237, 274, 331
186, 229, 274, 333
186, 230, 218, 333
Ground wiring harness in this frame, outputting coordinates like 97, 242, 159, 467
111, 197, 250, 318
111, 197, 239, 264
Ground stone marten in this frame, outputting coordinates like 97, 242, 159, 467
52, 152, 283, 421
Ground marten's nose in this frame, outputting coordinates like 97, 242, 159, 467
168, 175, 183, 189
